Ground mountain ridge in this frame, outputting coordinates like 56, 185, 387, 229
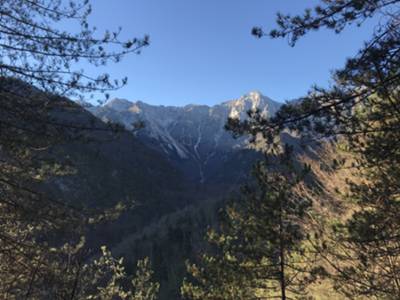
100, 90, 281, 111
88, 91, 281, 185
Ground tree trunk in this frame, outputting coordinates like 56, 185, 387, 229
279, 194, 286, 300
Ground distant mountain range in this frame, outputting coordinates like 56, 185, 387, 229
88, 91, 282, 185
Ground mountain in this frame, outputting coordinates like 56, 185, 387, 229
40, 100, 185, 210
88, 91, 281, 186
4, 79, 288, 299
0, 77, 197, 253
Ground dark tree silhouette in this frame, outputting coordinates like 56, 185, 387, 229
0, 0, 149, 99
228, 1, 400, 298
0, 1, 151, 298
231, 0, 400, 145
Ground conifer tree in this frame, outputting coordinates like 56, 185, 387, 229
227, 1, 400, 298
182, 146, 320, 300
0, 0, 150, 297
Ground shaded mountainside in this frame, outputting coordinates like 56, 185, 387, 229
0, 78, 193, 253
0, 78, 188, 214
6, 80, 288, 299
44, 99, 187, 210
88, 91, 281, 185
41, 93, 271, 299
36, 97, 204, 252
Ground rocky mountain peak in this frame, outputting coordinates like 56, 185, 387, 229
223, 91, 279, 119
88, 92, 282, 184
104, 98, 134, 112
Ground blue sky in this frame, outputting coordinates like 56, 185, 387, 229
83, 0, 377, 106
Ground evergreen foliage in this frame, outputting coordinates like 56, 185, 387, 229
182, 147, 321, 300
0, 0, 148, 99
0, 1, 158, 298
228, 1, 400, 298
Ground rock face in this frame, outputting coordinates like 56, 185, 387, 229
89, 91, 281, 184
